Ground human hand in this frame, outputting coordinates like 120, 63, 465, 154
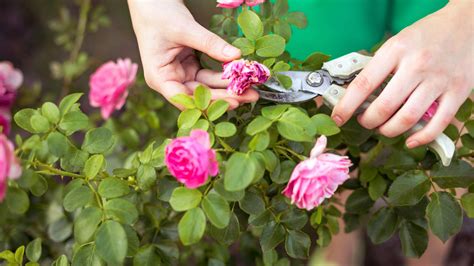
331, 0, 473, 148
127, 0, 259, 109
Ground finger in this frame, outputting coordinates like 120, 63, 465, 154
405, 91, 464, 148
378, 81, 442, 138
182, 23, 241, 62
196, 69, 230, 88
186, 81, 259, 104
331, 46, 398, 127
358, 67, 421, 129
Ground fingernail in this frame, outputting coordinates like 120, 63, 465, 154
223, 45, 240, 58
332, 115, 343, 126
406, 140, 419, 149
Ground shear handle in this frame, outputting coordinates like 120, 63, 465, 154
322, 85, 455, 167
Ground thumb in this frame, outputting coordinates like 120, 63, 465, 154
183, 23, 241, 62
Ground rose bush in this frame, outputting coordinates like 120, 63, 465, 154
0, 0, 473, 265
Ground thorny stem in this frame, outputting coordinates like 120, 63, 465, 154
60, 0, 91, 99
33, 161, 84, 179
275, 145, 306, 161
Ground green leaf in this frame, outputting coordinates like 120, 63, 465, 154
285, 230, 310, 259
461, 134, 474, 149
15, 246, 25, 265
82, 127, 114, 154
345, 188, 374, 214
123, 225, 139, 257
74, 207, 102, 244
63, 185, 93, 212
238, 188, 265, 215
271, 160, 295, 184
95, 221, 128, 265
461, 193, 474, 218
396, 197, 429, 221
48, 217, 72, 242
232, 38, 255, 56
52, 254, 69, 266
215, 122, 237, 138
5, 187, 30, 214
177, 109, 201, 129
368, 175, 387, 201
272, 61, 291, 72
388, 171, 430, 206
275, 74, 293, 89
455, 98, 472, 122
169, 187, 202, 212
367, 208, 398, 244
26, 238, 42, 262
285, 12, 307, 29
273, 21, 291, 41
209, 213, 240, 246
263, 58, 276, 69
311, 114, 340, 136
359, 164, 378, 183
214, 179, 244, 202
136, 164, 157, 191
30, 174, 48, 197
170, 94, 195, 109
277, 107, 315, 142
261, 104, 290, 120
84, 154, 104, 179
262, 150, 278, 172
46, 132, 70, 157
237, 9, 263, 41
59, 111, 89, 134
431, 160, 474, 188
178, 207, 206, 245
0, 250, 15, 263
59, 93, 83, 115
98, 177, 129, 198
104, 198, 139, 224
316, 226, 332, 247
426, 192, 462, 242
273, 0, 289, 16
60, 149, 89, 172
41, 102, 60, 124
466, 120, 474, 137
202, 192, 230, 229
302, 52, 330, 70
72, 244, 103, 266
248, 131, 270, 151
255, 35, 286, 58
399, 221, 428, 258
246, 116, 273, 135
224, 152, 257, 191
30, 114, 50, 133
280, 208, 308, 230
14, 108, 39, 133
207, 100, 229, 121
133, 245, 161, 266
260, 222, 285, 252
194, 85, 211, 110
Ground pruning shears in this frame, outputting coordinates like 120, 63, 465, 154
255, 52, 455, 166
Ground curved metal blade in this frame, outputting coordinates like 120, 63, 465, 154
257, 89, 317, 103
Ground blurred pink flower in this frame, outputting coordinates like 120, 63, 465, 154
89, 58, 138, 119
217, 0, 265, 8
282, 136, 352, 211
422, 101, 438, 122
165, 130, 218, 189
0, 61, 23, 95
222, 59, 270, 95
0, 108, 11, 134
0, 134, 21, 202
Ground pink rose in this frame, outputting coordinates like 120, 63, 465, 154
217, 0, 265, 8
0, 61, 23, 95
165, 130, 219, 189
217, 0, 244, 8
422, 101, 438, 122
89, 58, 138, 119
282, 136, 352, 211
222, 59, 270, 95
0, 134, 21, 202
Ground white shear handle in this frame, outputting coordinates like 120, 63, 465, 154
322, 52, 372, 79
322, 85, 455, 167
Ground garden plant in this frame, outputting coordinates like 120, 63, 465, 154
0, 0, 473, 265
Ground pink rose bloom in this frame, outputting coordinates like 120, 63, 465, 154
0, 108, 11, 134
0, 61, 23, 95
222, 59, 270, 95
422, 101, 439, 122
0, 134, 22, 202
217, 0, 244, 8
282, 136, 352, 211
217, 0, 264, 8
89, 58, 138, 119
165, 130, 219, 189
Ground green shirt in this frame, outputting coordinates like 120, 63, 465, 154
287, 0, 448, 59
